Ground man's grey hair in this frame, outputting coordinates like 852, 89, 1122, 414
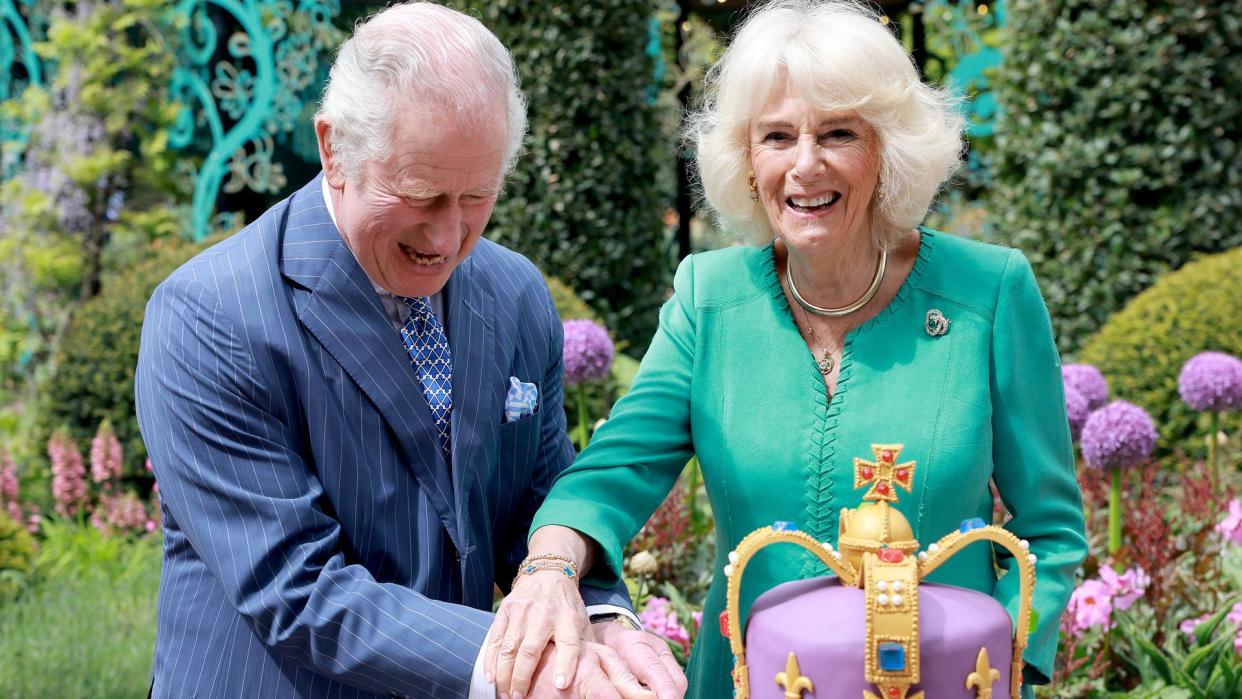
316, 2, 527, 181
686, 0, 964, 249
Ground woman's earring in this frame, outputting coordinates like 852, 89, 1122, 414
748, 170, 759, 202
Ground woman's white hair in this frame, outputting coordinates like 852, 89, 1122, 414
687, 0, 964, 248
315, 2, 527, 180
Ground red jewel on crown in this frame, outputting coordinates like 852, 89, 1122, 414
878, 548, 905, 563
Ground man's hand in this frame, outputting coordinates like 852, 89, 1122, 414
590, 621, 687, 699
525, 640, 654, 699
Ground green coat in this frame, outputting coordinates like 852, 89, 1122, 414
532, 228, 1087, 697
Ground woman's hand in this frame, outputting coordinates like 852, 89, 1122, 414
487, 568, 592, 698
488, 525, 603, 698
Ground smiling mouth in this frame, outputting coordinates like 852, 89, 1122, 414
398, 243, 446, 267
787, 192, 842, 213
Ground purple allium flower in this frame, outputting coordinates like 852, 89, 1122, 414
1081, 400, 1157, 470
1065, 386, 1090, 442
562, 320, 614, 386
1066, 579, 1114, 634
1062, 364, 1109, 410
1178, 352, 1242, 412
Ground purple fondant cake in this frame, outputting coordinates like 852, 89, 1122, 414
721, 445, 1036, 699
745, 577, 1013, 699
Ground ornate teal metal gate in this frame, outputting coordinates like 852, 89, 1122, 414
167, 0, 343, 239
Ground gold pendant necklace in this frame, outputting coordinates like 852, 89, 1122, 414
801, 306, 850, 376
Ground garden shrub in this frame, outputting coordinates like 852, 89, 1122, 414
38, 237, 216, 478
1079, 247, 1242, 454
447, 0, 672, 352
545, 275, 599, 323
992, 1, 1242, 353
0, 510, 36, 601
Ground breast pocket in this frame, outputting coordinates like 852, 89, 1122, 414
498, 406, 542, 474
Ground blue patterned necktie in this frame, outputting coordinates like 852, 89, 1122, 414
400, 296, 453, 460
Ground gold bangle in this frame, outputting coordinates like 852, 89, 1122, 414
511, 553, 580, 590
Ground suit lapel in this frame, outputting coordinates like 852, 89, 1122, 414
280, 176, 459, 550
444, 258, 501, 572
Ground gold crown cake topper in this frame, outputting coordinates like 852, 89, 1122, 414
720, 444, 1038, 699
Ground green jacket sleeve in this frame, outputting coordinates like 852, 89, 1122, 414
989, 249, 1088, 685
530, 255, 699, 588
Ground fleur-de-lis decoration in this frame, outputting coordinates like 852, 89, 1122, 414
775, 652, 813, 699
853, 444, 916, 503
965, 647, 1001, 698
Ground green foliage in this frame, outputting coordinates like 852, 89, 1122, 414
445, 0, 672, 351
545, 274, 600, 323
39, 237, 216, 477
1111, 607, 1242, 699
0, 511, 37, 601
0, 522, 160, 698
2, 0, 190, 469
991, 1, 1242, 353
1079, 247, 1242, 453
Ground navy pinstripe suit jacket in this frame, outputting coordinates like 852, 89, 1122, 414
135, 175, 628, 697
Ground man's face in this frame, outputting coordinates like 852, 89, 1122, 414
320, 103, 508, 298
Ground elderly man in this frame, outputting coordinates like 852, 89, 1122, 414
135, 4, 684, 697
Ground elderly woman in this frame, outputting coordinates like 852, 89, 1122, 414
487, 1, 1087, 697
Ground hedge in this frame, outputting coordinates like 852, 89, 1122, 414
1079, 247, 1242, 454
446, 0, 672, 351
991, 1, 1242, 353
38, 238, 215, 477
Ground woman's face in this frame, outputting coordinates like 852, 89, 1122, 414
748, 90, 881, 252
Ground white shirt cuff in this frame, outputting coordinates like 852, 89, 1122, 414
470, 637, 495, 699
468, 605, 642, 698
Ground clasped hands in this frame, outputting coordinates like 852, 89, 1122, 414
484, 569, 687, 699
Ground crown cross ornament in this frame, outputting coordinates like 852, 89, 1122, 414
775, 652, 814, 699
853, 444, 916, 502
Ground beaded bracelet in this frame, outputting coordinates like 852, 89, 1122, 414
511, 553, 580, 590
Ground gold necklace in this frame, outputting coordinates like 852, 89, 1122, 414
800, 305, 851, 376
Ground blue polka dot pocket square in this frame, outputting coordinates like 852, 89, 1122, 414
504, 376, 539, 423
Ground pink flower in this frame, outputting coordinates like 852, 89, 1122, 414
89, 421, 123, 484
1217, 499, 1242, 546
90, 491, 149, 534
1180, 613, 1211, 637
1067, 579, 1114, 634
49, 432, 88, 517
692, 610, 703, 629
0, 449, 18, 504
1180, 604, 1242, 654
1227, 602, 1242, 627
638, 597, 691, 652
1098, 564, 1149, 610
